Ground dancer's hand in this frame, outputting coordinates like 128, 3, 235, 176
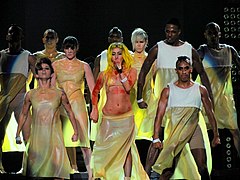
211, 135, 221, 147
152, 138, 163, 149
15, 136, 22, 144
72, 133, 78, 142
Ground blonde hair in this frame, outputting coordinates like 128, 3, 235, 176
131, 28, 148, 51
105, 42, 133, 75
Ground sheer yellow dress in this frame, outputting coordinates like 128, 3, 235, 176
53, 59, 90, 148
23, 87, 71, 179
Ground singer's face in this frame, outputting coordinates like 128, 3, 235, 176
111, 47, 123, 65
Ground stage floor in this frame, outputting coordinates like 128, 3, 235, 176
0, 143, 240, 180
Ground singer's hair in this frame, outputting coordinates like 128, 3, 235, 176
104, 42, 133, 75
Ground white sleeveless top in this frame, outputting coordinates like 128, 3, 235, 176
100, 49, 108, 72
0, 50, 30, 78
156, 41, 192, 68
167, 82, 202, 109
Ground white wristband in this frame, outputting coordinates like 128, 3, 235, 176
120, 77, 127, 83
152, 138, 161, 143
15, 136, 21, 141
137, 98, 143, 103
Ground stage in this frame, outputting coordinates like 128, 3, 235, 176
1, 129, 239, 179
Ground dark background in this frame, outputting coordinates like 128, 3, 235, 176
2, 0, 239, 123
1, 0, 239, 59
0, 0, 239, 131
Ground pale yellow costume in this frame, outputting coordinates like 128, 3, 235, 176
91, 72, 149, 180
91, 111, 149, 180
197, 44, 238, 129
23, 87, 71, 179
1, 50, 30, 152
153, 41, 212, 179
53, 59, 90, 148
153, 83, 205, 179
131, 52, 157, 140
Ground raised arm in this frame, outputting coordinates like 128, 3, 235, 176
16, 92, 31, 144
90, 72, 104, 123
152, 87, 169, 149
61, 90, 78, 142
192, 48, 214, 106
137, 44, 158, 108
200, 85, 220, 147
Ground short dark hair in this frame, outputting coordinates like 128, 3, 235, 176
176, 56, 191, 68
62, 36, 78, 50
43, 29, 58, 39
109, 27, 122, 37
8, 24, 24, 40
35, 57, 54, 74
205, 22, 220, 31
166, 18, 181, 29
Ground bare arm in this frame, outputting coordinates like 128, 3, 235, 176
28, 54, 37, 76
152, 87, 169, 149
84, 62, 95, 94
231, 46, 240, 69
61, 90, 78, 142
90, 72, 104, 123
93, 55, 100, 81
192, 48, 214, 106
51, 62, 57, 87
200, 85, 220, 147
137, 44, 158, 108
16, 92, 31, 144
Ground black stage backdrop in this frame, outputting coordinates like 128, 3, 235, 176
1, 0, 239, 126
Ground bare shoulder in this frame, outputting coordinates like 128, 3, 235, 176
28, 54, 37, 63
192, 48, 200, 59
199, 84, 208, 94
82, 61, 92, 70
162, 86, 170, 96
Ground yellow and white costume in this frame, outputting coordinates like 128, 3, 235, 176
197, 44, 238, 130
1, 50, 31, 152
153, 41, 212, 179
153, 82, 206, 179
